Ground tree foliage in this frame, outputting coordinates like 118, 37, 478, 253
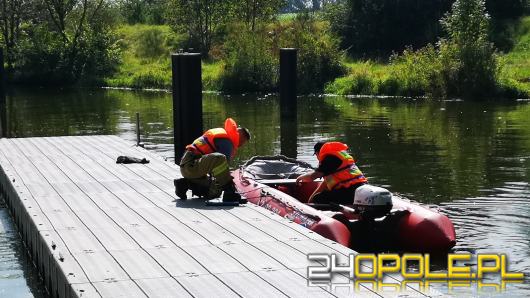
236, 0, 285, 31
118, 0, 166, 24
165, 0, 234, 54
324, 0, 452, 57
439, 0, 499, 97
0, 0, 120, 84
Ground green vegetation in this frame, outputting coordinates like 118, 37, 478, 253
327, 0, 530, 99
0, 0, 528, 99
500, 16, 530, 94
104, 24, 223, 90
104, 25, 177, 89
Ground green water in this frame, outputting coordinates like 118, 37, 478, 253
0, 88, 529, 296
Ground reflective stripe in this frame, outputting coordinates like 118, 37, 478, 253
317, 142, 367, 190
212, 161, 229, 176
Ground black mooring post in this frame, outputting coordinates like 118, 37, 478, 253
279, 48, 297, 158
280, 113, 297, 158
172, 53, 203, 163
0, 48, 6, 138
279, 48, 297, 117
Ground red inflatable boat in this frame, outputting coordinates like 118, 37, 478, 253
234, 156, 456, 253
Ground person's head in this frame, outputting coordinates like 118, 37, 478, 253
237, 127, 251, 147
313, 141, 326, 156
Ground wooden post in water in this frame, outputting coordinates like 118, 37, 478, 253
279, 48, 297, 158
172, 53, 203, 163
0, 48, 6, 138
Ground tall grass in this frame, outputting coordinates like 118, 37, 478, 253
104, 24, 224, 90
327, 3, 529, 99
500, 16, 530, 95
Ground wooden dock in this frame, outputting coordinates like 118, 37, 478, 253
0, 136, 436, 298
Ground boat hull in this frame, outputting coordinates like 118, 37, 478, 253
234, 169, 456, 253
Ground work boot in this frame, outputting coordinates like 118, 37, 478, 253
174, 178, 188, 200
222, 182, 247, 204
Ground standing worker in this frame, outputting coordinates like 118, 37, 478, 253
296, 141, 367, 204
174, 118, 251, 203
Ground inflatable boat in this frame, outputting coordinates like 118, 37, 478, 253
234, 156, 456, 253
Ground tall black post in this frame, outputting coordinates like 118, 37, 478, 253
0, 48, 6, 138
279, 48, 297, 158
172, 53, 203, 163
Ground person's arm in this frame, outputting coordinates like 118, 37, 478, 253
308, 181, 327, 203
296, 155, 341, 185
213, 138, 234, 161
296, 171, 324, 185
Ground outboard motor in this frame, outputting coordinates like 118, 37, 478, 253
353, 185, 393, 220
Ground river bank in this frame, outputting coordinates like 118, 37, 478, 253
103, 17, 530, 98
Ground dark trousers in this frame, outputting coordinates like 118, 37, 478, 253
312, 183, 366, 205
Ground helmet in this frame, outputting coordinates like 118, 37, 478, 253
353, 184, 393, 220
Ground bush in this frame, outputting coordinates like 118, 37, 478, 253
440, 0, 499, 97
385, 0, 502, 98
130, 68, 170, 89
135, 28, 167, 58
12, 24, 120, 85
276, 13, 346, 93
220, 25, 277, 93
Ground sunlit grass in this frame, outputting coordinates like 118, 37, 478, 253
500, 16, 530, 94
104, 24, 224, 90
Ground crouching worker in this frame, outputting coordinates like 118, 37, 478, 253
296, 141, 367, 205
174, 118, 250, 203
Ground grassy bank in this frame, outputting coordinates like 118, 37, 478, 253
106, 19, 529, 98
104, 24, 223, 90
500, 16, 530, 94
326, 16, 530, 98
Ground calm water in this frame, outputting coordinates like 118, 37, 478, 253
0, 88, 529, 297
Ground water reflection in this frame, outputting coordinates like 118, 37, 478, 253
1, 88, 529, 296
0, 196, 48, 298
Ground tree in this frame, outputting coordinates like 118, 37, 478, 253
42, 0, 107, 75
0, 0, 31, 68
439, 0, 499, 97
166, 0, 234, 54
118, 0, 166, 24
235, 0, 284, 31
324, 0, 452, 57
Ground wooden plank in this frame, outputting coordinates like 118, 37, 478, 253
216, 271, 289, 298
145, 247, 209, 277
89, 227, 140, 251
135, 277, 192, 298
217, 242, 284, 272
145, 223, 209, 247
181, 244, 247, 274
258, 269, 335, 298
73, 251, 130, 283
175, 274, 239, 298
110, 250, 169, 279
92, 280, 147, 298
56, 227, 106, 254
252, 241, 310, 269
121, 225, 176, 249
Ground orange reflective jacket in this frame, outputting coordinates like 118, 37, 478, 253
186, 118, 239, 158
317, 142, 367, 190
